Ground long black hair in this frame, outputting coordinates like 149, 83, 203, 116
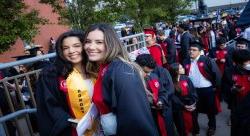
54, 30, 86, 78
169, 63, 181, 92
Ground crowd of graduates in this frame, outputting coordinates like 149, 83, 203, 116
137, 16, 250, 136
0, 16, 249, 136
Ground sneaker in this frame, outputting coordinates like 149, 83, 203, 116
227, 119, 231, 126
207, 128, 215, 136
192, 132, 200, 136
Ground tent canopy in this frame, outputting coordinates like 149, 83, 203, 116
237, 1, 250, 27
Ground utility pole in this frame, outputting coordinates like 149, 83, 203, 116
198, 0, 207, 15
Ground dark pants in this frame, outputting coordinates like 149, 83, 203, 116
193, 110, 216, 133
193, 87, 217, 133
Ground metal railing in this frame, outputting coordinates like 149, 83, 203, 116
0, 33, 146, 136
0, 33, 146, 71
225, 35, 242, 48
123, 33, 146, 52
0, 69, 41, 136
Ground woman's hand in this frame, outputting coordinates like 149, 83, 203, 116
156, 101, 163, 109
184, 103, 196, 111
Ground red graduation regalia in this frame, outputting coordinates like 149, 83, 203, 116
183, 56, 222, 114
172, 75, 198, 136
201, 33, 210, 54
222, 66, 250, 135
152, 66, 176, 136
233, 74, 250, 100
215, 49, 228, 73
179, 76, 197, 135
147, 44, 164, 66
145, 73, 168, 136
96, 59, 159, 136
231, 69, 250, 102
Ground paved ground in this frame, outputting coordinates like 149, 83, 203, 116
1, 102, 231, 136
198, 102, 231, 136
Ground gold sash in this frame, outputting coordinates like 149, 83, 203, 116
66, 68, 98, 136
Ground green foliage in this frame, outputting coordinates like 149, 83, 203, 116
123, 0, 193, 31
0, 0, 47, 54
40, 0, 193, 31
40, 0, 122, 30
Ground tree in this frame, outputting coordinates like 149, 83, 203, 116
40, 0, 123, 30
122, 0, 193, 30
40, 0, 193, 31
0, 0, 47, 53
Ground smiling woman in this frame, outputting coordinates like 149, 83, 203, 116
83, 23, 159, 136
36, 30, 101, 136
84, 30, 106, 63
62, 37, 83, 66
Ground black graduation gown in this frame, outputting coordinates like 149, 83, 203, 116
180, 32, 193, 62
221, 66, 235, 109
33, 60, 52, 70
165, 38, 177, 65
152, 66, 174, 105
172, 75, 198, 136
145, 72, 168, 136
102, 59, 159, 136
223, 66, 250, 136
152, 66, 176, 136
36, 66, 72, 136
183, 56, 222, 114
183, 55, 221, 89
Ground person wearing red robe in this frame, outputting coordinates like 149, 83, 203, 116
214, 37, 232, 74
144, 28, 165, 66
198, 26, 210, 54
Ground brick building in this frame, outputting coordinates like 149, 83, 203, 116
0, 0, 69, 63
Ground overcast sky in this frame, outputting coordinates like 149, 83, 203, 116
203, 0, 248, 7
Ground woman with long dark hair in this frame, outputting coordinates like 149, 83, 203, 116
36, 30, 99, 136
169, 63, 198, 136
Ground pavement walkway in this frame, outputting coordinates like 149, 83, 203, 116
198, 102, 231, 136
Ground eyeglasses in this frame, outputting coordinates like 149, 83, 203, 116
189, 49, 199, 52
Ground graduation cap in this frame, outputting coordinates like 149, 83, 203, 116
144, 28, 156, 37
235, 37, 249, 45
12, 55, 36, 61
12, 55, 36, 71
190, 41, 203, 51
216, 37, 227, 46
179, 23, 190, 31
26, 47, 42, 55
232, 50, 250, 65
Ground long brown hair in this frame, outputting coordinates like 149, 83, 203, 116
83, 23, 130, 77
83, 23, 152, 96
